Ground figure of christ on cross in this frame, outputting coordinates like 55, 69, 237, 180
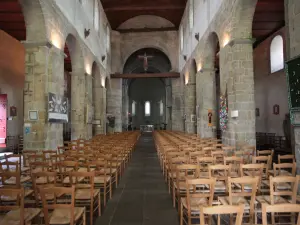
138, 52, 153, 72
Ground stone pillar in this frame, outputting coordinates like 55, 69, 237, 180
166, 83, 172, 130
184, 82, 196, 134
71, 72, 86, 139
122, 84, 129, 130
23, 43, 64, 150
93, 79, 105, 135
107, 78, 122, 132
221, 39, 256, 148
171, 78, 184, 131
85, 75, 93, 139
197, 68, 216, 138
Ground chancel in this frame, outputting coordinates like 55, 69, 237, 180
0, 0, 299, 225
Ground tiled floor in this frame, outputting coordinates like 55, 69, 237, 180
95, 133, 179, 225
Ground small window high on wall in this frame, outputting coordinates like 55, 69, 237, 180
189, 0, 194, 30
160, 101, 163, 116
132, 101, 136, 116
145, 101, 151, 116
270, 35, 284, 73
94, 0, 99, 31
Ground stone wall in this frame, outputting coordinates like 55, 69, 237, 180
254, 28, 289, 136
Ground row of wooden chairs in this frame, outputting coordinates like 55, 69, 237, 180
0, 131, 140, 225
154, 131, 300, 225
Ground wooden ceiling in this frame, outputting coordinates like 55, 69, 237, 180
100, 0, 187, 30
0, 0, 26, 41
252, 0, 285, 47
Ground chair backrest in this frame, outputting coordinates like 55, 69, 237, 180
0, 171, 21, 188
257, 149, 274, 158
40, 186, 76, 225
278, 154, 295, 164
69, 171, 95, 201
262, 203, 300, 225
252, 155, 272, 170
269, 175, 299, 204
176, 164, 200, 182
273, 162, 296, 177
208, 164, 231, 185
200, 204, 245, 225
186, 178, 215, 208
0, 161, 19, 172
0, 187, 24, 225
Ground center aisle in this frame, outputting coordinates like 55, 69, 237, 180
95, 133, 179, 225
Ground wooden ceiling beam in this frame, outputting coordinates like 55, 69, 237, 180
105, 5, 185, 12
117, 27, 177, 33
111, 73, 180, 78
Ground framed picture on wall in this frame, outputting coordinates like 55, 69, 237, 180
29, 110, 38, 121
10, 106, 17, 117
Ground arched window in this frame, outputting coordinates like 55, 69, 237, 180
132, 101, 136, 116
180, 25, 184, 51
189, 0, 194, 30
145, 101, 151, 116
270, 35, 284, 73
160, 101, 164, 116
106, 25, 110, 52
94, 0, 99, 31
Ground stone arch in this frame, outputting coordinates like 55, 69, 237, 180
231, 0, 258, 39
20, 0, 48, 41
123, 44, 174, 72
64, 34, 86, 139
123, 47, 172, 74
117, 15, 175, 29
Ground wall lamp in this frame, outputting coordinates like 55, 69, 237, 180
84, 28, 90, 38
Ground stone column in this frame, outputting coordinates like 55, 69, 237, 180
93, 79, 105, 135
23, 42, 64, 150
221, 39, 256, 148
122, 84, 129, 130
71, 72, 86, 139
166, 83, 172, 130
107, 78, 122, 132
184, 82, 196, 134
171, 78, 184, 131
85, 75, 93, 139
197, 68, 217, 138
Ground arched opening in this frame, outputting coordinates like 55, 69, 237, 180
64, 34, 86, 140
63, 44, 72, 142
252, 0, 289, 152
124, 48, 171, 130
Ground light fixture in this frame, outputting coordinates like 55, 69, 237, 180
101, 55, 106, 62
84, 28, 90, 38
183, 55, 187, 61
195, 33, 199, 41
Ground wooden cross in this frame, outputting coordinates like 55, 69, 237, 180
138, 53, 153, 72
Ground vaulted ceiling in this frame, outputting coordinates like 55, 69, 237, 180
100, 0, 187, 30
253, 0, 285, 47
0, 0, 26, 41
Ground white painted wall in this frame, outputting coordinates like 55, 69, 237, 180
53, 0, 110, 69
179, 0, 224, 70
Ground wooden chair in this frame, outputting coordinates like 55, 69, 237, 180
180, 178, 215, 225
208, 165, 231, 196
219, 176, 259, 224
173, 164, 200, 209
0, 187, 41, 225
40, 185, 86, 225
224, 156, 242, 178
31, 171, 58, 206
200, 204, 245, 225
262, 203, 300, 225
272, 162, 296, 177
69, 171, 101, 225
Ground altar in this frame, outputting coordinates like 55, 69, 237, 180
140, 125, 154, 133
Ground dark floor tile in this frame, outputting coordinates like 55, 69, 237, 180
95, 134, 179, 225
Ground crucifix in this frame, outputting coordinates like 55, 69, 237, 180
138, 52, 153, 72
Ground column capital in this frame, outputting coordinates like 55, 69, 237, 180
227, 38, 255, 47
22, 40, 64, 55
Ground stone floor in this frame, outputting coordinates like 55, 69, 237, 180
95, 133, 179, 225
